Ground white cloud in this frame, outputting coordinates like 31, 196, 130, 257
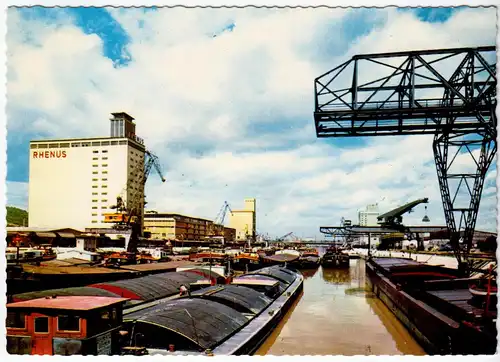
6, 7, 498, 238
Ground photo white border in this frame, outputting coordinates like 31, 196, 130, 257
0, 1, 498, 361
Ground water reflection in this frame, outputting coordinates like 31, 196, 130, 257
321, 267, 351, 285
255, 259, 425, 356
300, 268, 319, 279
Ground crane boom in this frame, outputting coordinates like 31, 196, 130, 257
377, 198, 429, 227
144, 150, 166, 184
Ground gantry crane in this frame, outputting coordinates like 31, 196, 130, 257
104, 149, 165, 255
314, 46, 496, 275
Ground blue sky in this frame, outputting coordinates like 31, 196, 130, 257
5, 6, 497, 237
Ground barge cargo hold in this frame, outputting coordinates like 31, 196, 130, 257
122, 265, 304, 355
366, 257, 497, 355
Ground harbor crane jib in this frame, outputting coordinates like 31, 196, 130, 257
313, 46, 496, 275
105, 149, 166, 255
377, 198, 429, 228
208, 201, 233, 239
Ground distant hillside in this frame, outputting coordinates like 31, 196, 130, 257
6, 206, 28, 226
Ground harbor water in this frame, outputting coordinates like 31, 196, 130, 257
255, 258, 425, 355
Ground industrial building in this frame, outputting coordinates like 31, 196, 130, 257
143, 211, 236, 242
229, 198, 257, 241
358, 203, 380, 226
28, 113, 145, 232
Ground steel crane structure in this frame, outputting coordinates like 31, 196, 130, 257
208, 201, 233, 238
314, 46, 496, 274
105, 149, 166, 254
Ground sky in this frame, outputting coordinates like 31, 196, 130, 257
4, 6, 498, 239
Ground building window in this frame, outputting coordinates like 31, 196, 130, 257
92, 185, 98, 189
92, 178, 98, 182
93, 150, 99, 153
101, 206, 107, 209
82, 142, 91, 147
60, 143, 70, 148
102, 157, 108, 160
101, 192, 107, 195
57, 315, 80, 332
92, 206, 98, 209
38, 144, 48, 149
92, 199, 98, 202
30, 144, 37, 149
102, 149, 108, 153
71, 143, 81, 147
92, 171, 98, 174
102, 164, 108, 167
93, 164, 98, 167
102, 171, 108, 174
102, 185, 108, 188
102, 199, 108, 203
92, 192, 98, 196
102, 178, 108, 181
34, 317, 49, 333
92, 213, 97, 216
6, 312, 26, 329
93, 157, 98, 160
91, 220, 97, 223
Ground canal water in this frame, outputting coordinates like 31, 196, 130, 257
255, 258, 425, 355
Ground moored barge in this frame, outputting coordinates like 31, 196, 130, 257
366, 257, 497, 355
321, 246, 349, 268
7, 265, 303, 355
122, 265, 303, 355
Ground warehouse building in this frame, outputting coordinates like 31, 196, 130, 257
143, 211, 236, 242
28, 112, 145, 231
229, 198, 257, 241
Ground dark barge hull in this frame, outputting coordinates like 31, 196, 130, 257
212, 268, 304, 355
366, 258, 497, 355
321, 255, 349, 268
230, 275, 303, 355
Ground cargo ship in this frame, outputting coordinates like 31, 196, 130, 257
366, 257, 497, 355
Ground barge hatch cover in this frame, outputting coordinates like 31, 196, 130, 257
124, 298, 249, 349
235, 274, 287, 293
92, 271, 205, 300
191, 285, 273, 314
247, 266, 297, 284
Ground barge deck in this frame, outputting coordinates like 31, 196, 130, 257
366, 257, 497, 355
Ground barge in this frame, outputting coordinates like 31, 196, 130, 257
121, 265, 303, 355
7, 265, 303, 355
321, 246, 349, 268
366, 257, 497, 355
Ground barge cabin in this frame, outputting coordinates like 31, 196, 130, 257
6, 296, 128, 355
